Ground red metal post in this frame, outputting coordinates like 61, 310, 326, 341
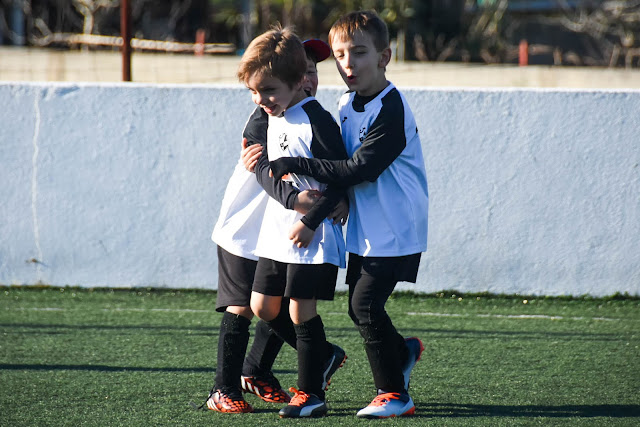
195, 29, 205, 56
121, 0, 132, 81
519, 39, 528, 67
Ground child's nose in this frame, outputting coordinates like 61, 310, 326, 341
344, 53, 354, 69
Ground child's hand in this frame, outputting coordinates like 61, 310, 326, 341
269, 158, 294, 180
294, 190, 322, 215
241, 137, 263, 173
329, 197, 349, 225
289, 220, 315, 248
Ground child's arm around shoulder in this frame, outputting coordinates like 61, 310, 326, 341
245, 106, 339, 231
301, 101, 350, 226
270, 90, 408, 185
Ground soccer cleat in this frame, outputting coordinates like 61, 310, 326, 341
356, 392, 415, 418
402, 337, 425, 390
205, 388, 254, 413
321, 344, 347, 390
241, 373, 291, 403
278, 387, 327, 418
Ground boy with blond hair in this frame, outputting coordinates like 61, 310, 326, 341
239, 26, 348, 418
270, 10, 429, 418
206, 38, 346, 414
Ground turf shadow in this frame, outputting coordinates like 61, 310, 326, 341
325, 325, 627, 342
0, 363, 215, 373
0, 363, 296, 375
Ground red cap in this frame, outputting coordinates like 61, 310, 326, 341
303, 39, 331, 63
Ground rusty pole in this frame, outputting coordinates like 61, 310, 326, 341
121, 0, 132, 81
519, 39, 529, 67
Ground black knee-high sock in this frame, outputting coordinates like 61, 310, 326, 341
294, 315, 327, 400
214, 311, 251, 391
358, 316, 406, 393
265, 301, 297, 350
242, 319, 284, 377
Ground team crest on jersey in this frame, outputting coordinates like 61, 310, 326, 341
279, 133, 289, 151
359, 126, 367, 142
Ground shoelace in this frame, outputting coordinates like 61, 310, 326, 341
369, 392, 402, 407
193, 388, 215, 410
288, 387, 311, 406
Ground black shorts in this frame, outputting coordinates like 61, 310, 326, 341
346, 252, 422, 286
252, 257, 338, 301
215, 246, 257, 312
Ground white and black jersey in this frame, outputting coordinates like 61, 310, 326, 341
269, 82, 429, 258
212, 107, 342, 261
254, 97, 348, 267
211, 108, 282, 260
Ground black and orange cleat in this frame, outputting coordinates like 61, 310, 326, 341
241, 373, 291, 403
205, 388, 254, 413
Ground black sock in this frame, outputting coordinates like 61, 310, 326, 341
265, 300, 297, 350
242, 319, 284, 377
358, 317, 405, 393
294, 315, 327, 400
214, 311, 251, 391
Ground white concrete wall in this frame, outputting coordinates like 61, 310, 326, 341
1, 82, 639, 296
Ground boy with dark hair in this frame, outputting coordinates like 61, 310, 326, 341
239, 26, 348, 418
269, 10, 429, 418
206, 38, 345, 414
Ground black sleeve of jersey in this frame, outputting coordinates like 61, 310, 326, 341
250, 104, 337, 231
243, 106, 267, 146
269, 90, 407, 185
249, 107, 299, 210
299, 101, 349, 230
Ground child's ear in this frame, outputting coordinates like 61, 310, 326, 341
378, 47, 392, 68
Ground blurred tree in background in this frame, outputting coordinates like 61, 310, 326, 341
0, 0, 638, 67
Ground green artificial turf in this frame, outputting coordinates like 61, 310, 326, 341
1, 287, 639, 426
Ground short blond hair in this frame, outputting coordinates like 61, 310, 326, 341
237, 25, 307, 87
328, 10, 389, 52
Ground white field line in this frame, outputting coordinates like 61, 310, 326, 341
103, 308, 211, 313
3, 308, 626, 321
406, 311, 617, 322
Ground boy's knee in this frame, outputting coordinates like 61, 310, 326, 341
250, 301, 278, 322
348, 305, 363, 325
349, 298, 385, 326
250, 292, 283, 322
